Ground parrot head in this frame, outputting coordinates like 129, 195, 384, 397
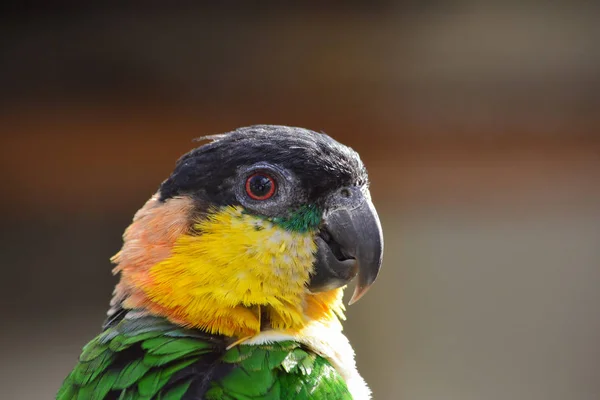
110, 125, 383, 338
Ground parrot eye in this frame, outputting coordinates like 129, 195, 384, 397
245, 173, 276, 200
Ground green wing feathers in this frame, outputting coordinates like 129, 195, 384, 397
207, 342, 352, 400
57, 317, 219, 400
57, 317, 352, 400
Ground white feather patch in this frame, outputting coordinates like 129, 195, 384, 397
245, 321, 371, 400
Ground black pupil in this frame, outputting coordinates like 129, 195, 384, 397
249, 175, 272, 197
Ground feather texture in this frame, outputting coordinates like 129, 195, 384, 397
57, 315, 352, 400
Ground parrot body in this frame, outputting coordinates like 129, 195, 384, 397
57, 126, 383, 400
57, 315, 356, 399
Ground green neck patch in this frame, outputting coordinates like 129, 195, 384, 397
269, 204, 322, 233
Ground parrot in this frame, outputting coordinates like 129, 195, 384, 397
57, 125, 384, 400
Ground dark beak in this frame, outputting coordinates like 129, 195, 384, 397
308, 187, 384, 304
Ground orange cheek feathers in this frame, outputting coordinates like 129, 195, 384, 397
110, 200, 347, 338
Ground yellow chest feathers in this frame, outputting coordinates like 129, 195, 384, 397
113, 198, 345, 338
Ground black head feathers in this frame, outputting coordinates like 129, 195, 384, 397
159, 125, 368, 207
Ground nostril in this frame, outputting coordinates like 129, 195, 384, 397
340, 188, 351, 198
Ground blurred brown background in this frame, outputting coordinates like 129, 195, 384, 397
1, 2, 600, 400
